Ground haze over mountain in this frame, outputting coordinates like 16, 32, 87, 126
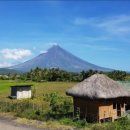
0, 68, 20, 74
8, 45, 111, 72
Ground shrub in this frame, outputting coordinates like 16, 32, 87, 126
117, 116, 130, 130
59, 118, 88, 128
43, 93, 73, 118
91, 125, 106, 130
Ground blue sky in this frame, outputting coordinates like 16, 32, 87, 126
0, 1, 130, 71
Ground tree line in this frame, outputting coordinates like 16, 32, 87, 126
0, 67, 129, 81
21, 68, 130, 81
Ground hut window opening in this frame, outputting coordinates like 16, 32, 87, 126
117, 104, 121, 117
113, 103, 117, 109
121, 103, 124, 108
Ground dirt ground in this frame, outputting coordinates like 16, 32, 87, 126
0, 118, 46, 130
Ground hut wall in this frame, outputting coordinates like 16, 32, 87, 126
99, 99, 126, 121
73, 98, 126, 122
17, 87, 31, 99
11, 87, 17, 97
121, 105, 125, 115
99, 101, 113, 121
73, 97, 99, 121
126, 97, 130, 110
113, 99, 126, 119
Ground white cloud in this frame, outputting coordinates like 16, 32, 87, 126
0, 48, 32, 60
74, 17, 99, 25
74, 15, 130, 36
47, 42, 59, 46
85, 36, 109, 42
40, 50, 48, 54
39, 42, 59, 54
52, 42, 59, 46
84, 44, 122, 52
97, 15, 130, 35
0, 62, 12, 68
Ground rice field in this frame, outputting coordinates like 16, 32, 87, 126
0, 80, 77, 100
0, 80, 130, 129
0, 80, 130, 100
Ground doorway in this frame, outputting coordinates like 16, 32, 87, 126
117, 104, 121, 117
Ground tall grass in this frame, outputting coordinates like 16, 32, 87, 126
0, 80, 130, 129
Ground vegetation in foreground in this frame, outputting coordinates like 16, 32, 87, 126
0, 80, 130, 129
0, 93, 130, 130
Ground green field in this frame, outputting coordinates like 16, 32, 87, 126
0, 80, 77, 100
0, 80, 130, 130
0, 80, 77, 127
0, 80, 130, 99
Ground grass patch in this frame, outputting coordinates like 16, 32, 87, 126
0, 80, 130, 130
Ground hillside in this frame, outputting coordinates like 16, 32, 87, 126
8, 45, 111, 72
0, 68, 20, 74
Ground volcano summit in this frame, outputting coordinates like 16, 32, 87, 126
9, 45, 111, 72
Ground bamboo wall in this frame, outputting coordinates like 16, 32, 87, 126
99, 99, 125, 121
73, 97, 99, 122
73, 97, 126, 122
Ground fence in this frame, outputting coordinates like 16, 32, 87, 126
0, 100, 107, 123
0, 100, 44, 112
0, 99, 74, 121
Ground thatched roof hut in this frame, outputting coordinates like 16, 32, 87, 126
66, 74, 130, 122
66, 74, 130, 99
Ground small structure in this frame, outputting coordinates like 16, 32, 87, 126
10, 85, 32, 99
66, 74, 130, 122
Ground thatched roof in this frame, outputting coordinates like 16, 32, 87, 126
66, 74, 130, 99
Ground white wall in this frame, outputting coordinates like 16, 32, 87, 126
16, 88, 31, 99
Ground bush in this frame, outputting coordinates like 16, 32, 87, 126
59, 118, 88, 128
91, 117, 130, 130
43, 93, 73, 118
92, 125, 106, 130
117, 116, 130, 130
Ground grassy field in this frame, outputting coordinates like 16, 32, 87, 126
0, 80, 130, 99
0, 80, 78, 128
0, 80, 77, 100
0, 80, 130, 130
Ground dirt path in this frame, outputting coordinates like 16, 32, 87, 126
0, 118, 46, 130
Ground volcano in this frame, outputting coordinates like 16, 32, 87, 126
9, 45, 111, 72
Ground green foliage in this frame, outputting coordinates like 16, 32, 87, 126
107, 70, 127, 81
23, 68, 129, 82
0, 79, 130, 129
125, 74, 130, 81
44, 93, 88, 128
0, 67, 129, 82
91, 116, 130, 130
91, 125, 106, 130
116, 116, 130, 130
59, 118, 88, 128
0, 99, 48, 121
49, 93, 60, 114
17, 68, 100, 82
74, 107, 80, 120
31, 86, 36, 99
43, 93, 73, 118
81, 70, 99, 80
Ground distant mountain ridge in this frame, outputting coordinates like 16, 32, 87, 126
7, 45, 112, 72
0, 68, 20, 74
